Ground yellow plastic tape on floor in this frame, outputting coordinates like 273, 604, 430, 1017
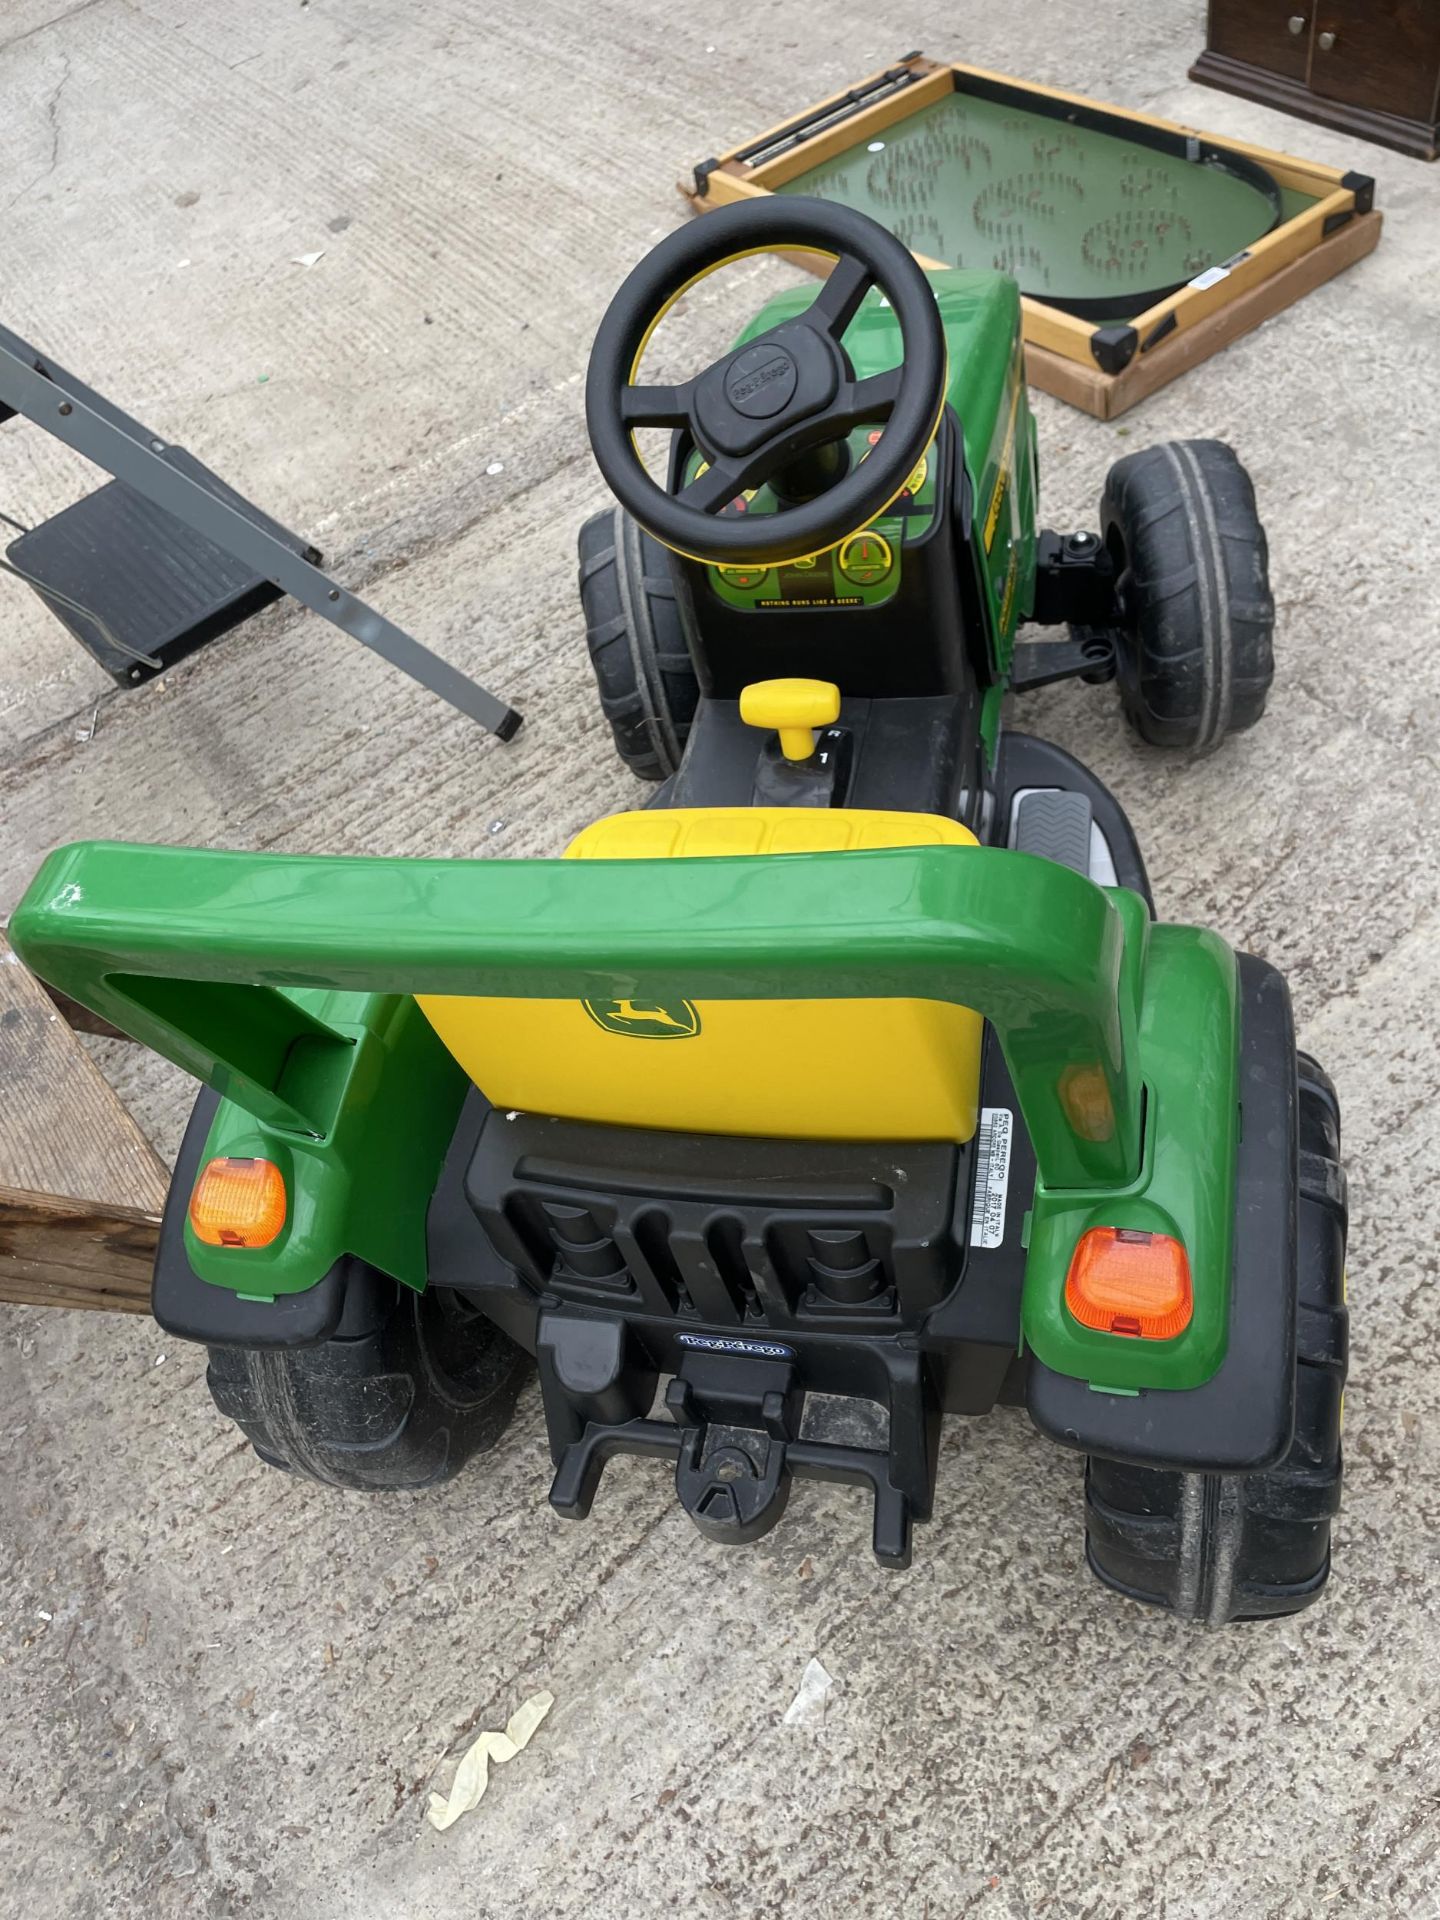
426, 1689, 555, 1831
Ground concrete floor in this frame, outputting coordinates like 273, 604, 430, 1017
2, 1, 1439, 1914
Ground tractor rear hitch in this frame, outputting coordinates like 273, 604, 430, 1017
538, 1312, 931, 1568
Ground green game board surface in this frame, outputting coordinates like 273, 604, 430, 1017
777, 90, 1318, 318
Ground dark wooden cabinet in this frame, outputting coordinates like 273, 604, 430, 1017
1192, 0, 1440, 160
1208, 0, 1315, 81
1309, 0, 1440, 121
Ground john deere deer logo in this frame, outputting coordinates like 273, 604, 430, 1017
582, 997, 701, 1040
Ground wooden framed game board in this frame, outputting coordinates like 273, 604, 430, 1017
682, 53, 1382, 418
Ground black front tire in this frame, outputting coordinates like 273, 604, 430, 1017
577, 505, 700, 781
207, 1275, 530, 1491
1084, 1057, 1347, 1624
1101, 438, 1274, 751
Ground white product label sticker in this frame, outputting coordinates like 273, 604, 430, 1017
970, 1107, 1014, 1250
1187, 264, 1231, 291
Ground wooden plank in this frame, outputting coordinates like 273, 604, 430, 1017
0, 931, 168, 1209
0, 1189, 158, 1314
1024, 208, 1382, 419
1, 930, 169, 1314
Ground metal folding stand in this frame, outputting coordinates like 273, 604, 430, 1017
0, 322, 521, 738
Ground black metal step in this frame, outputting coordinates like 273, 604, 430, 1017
5, 455, 319, 687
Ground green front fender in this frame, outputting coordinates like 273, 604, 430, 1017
10, 838, 1238, 1389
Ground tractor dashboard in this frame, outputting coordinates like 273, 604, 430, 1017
683, 424, 943, 615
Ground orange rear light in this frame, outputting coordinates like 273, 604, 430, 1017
189, 1156, 287, 1248
1065, 1227, 1192, 1340
1057, 1063, 1116, 1143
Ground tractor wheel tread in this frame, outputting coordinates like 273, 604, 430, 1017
206, 1283, 530, 1492
1102, 438, 1274, 751
1083, 1068, 1346, 1624
578, 504, 700, 781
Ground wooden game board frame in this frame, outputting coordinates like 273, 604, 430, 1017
681, 53, 1382, 419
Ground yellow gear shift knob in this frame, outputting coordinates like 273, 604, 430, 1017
738, 677, 842, 763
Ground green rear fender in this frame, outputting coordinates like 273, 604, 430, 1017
181, 992, 466, 1296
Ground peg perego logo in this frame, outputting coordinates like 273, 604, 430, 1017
724, 343, 798, 417
729, 352, 793, 405
581, 997, 701, 1039
676, 1333, 796, 1361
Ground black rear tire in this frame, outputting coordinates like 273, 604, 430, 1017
1101, 438, 1274, 751
1084, 1056, 1347, 1624
207, 1275, 530, 1491
578, 505, 699, 781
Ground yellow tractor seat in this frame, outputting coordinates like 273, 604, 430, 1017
416, 808, 984, 1143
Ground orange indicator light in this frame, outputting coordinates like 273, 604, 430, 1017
1065, 1226, 1192, 1340
189, 1156, 287, 1249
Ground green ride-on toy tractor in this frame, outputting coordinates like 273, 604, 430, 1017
12, 200, 1348, 1624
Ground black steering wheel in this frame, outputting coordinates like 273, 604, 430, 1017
584, 199, 947, 568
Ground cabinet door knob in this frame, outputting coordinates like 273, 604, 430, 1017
1288, 13, 1307, 33
1317, 28, 1337, 49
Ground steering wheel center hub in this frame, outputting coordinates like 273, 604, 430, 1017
724, 343, 799, 418
694, 320, 841, 461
